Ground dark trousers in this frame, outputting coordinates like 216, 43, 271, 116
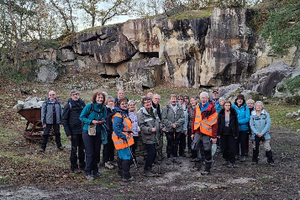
166, 131, 181, 158
144, 144, 156, 171
41, 124, 62, 149
187, 128, 192, 151
236, 130, 247, 157
103, 133, 115, 163
131, 136, 139, 161
82, 130, 101, 175
222, 134, 236, 163
245, 133, 250, 154
179, 131, 186, 156
70, 134, 85, 170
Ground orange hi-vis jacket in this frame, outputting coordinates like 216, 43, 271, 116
193, 102, 218, 137
112, 112, 134, 150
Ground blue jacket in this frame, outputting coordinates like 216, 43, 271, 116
112, 107, 129, 140
79, 103, 107, 132
232, 103, 250, 131
215, 104, 222, 114
250, 109, 271, 140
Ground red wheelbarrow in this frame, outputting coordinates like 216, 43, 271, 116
17, 108, 54, 140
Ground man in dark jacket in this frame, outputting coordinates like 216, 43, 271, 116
62, 89, 86, 173
41, 90, 63, 152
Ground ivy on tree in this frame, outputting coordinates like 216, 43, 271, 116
261, 1, 300, 55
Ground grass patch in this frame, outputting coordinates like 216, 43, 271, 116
101, 183, 119, 188
0, 176, 9, 184
264, 99, 300, 131
166, 10, 213, 21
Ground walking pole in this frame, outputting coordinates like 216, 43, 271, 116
125, 139, 142, 177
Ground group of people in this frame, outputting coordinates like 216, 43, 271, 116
40, 88, 274, 181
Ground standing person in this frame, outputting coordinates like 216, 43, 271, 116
246, 99, 255, 157
178, 94, 187, 157
62, 89, 86, 173
147, 92, 154, 99
233, 94, 250, 162
114, 89, 125, 104
250, 101, 274, 165
128, 100, 139, 164
215, 97, 225, 114
211, 90, 219, 105
137, 97, 161, 176
162, 94, 185, 165
40, 90, 64, 152
103, 96, 116, 170
191, 91, 218, 175
79, 91, 107, 180
152, 93, 164, 161
215, 97, 225, 153
112, 98, 134, 182
188, 97, 200, 159
217, 101, 239, 168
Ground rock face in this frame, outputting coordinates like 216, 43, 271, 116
21, 7, 298, 91
247, 61, 295, 97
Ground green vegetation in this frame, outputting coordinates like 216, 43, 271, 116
101, 183, 119, 188
261, 1, 300, 55
264, 99, 300, 131
0, 60, 38, 83
285, 75, 300, 94
79, 24, 119, 34
0, 176, 9, 184
166, 9, 213, 21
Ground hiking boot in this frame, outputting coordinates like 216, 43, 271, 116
86, 174, 94, 180
268, 159, 275, 166
235, 155, 240, 160
201, 170, 211, 175
240, 156, 246, 162
252, 158, 258, 165
172, 158, 182, 164
93, 172, 102, 178
144, 170, 157, 177
166, 158, 172, 165
72, 168, 81, 174
180, 153, 186, 157
227, 162, 235, 168
122, 176, 134, 182
105, 162, 114, 169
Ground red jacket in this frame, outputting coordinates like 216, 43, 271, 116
192, 102, 218, 138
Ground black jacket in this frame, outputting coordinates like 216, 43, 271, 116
62, 98, 86, 136
217, 107, 239, 138
106, 107, 115, 135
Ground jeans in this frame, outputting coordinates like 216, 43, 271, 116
70, 134, 85, 170
144, 144, 156, 171
82, 130, 101, 175
41, 124, 62, 149
166, 132, 181, 157
236, 130, 247, 157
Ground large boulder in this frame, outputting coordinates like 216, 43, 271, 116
36, 48, 57, 61
57, 48, 75, 62
247, 61, 295, 97
73, 27, 137, 64
36, 60, 60, 83
127, 57, 164, 88
201, 8, 256, 87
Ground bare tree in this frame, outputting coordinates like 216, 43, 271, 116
50, 0, 76, 32
76, 0, 136, 27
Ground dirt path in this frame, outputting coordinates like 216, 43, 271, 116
1, 130, 299, 200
